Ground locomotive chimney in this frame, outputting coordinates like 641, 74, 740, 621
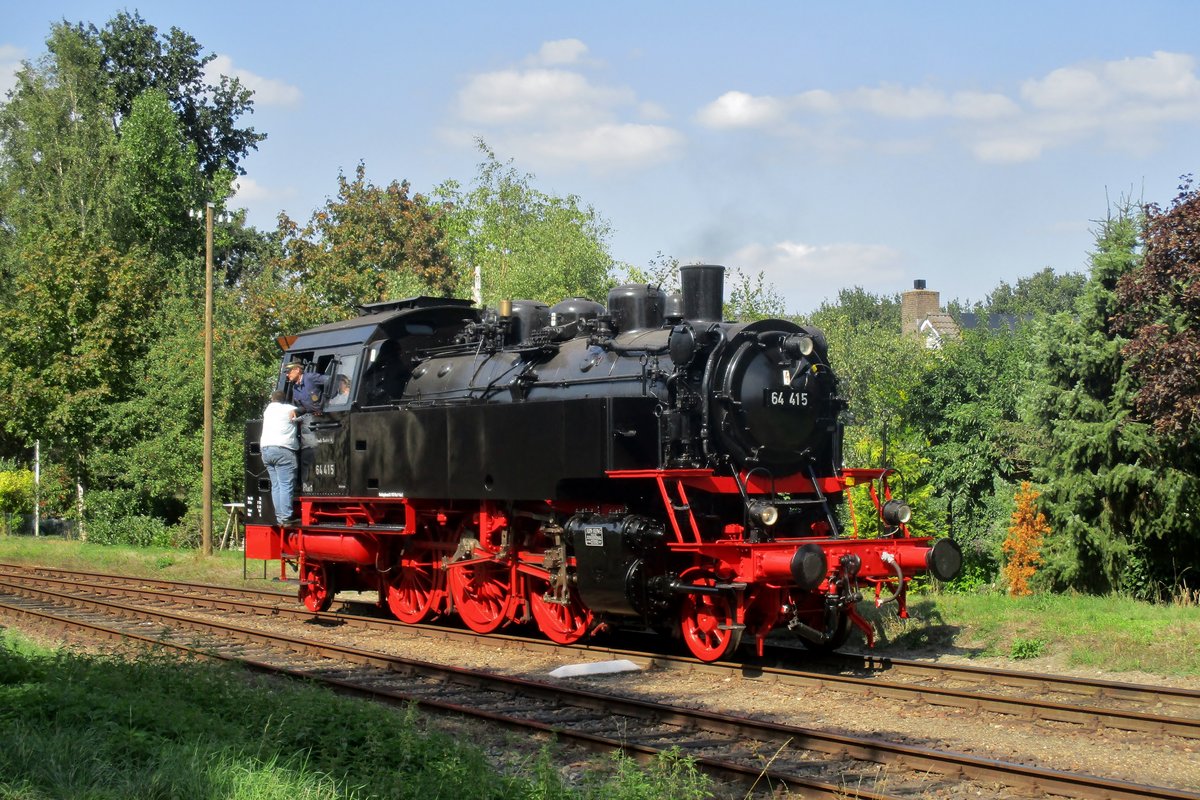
680, 264, 725, 323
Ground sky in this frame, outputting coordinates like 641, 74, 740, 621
3, 1, 1199, 314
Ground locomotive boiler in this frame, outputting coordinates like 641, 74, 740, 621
244, 264, 961, 661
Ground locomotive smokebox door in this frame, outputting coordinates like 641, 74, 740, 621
713, 323, 835, 472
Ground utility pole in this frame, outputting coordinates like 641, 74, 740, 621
202, 202, 214, 556
34, 440, 40, 537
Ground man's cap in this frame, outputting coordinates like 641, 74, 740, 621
284, 362, 303, 371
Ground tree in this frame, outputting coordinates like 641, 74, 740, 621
1117, 176, 1200, 450
94, 11, 264, 178
112, 88, 208, 267
816, 287, 902, 330
807, 300, 939, 536
1002, 482, 1048, 596
90, 286, 278, 537
1021, 204, 1196, 597
0, 13, 271, 538
271, 164, 456, 314
622, 251, 680, 290
984, 267, 1087, 317
905, 324, 1038, 578
435, 141, 615, 306
725, 267, 786, 321
0, 467, 35, 535
0, 22, 120, 242
624, 255, 786, 322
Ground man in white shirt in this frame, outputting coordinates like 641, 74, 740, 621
260, 390, 299, 526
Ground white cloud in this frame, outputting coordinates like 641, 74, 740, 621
726, 240, 905, 311
230, 176, 276, 203
1021, 66, 1110, 110
1006, 51, 1200, 156
794, 89, 839, 114
696, 91, 787, 128
696, 85, 1016, 130
848, 84, 951, 119
696, 50, 1200, 164
458, 68, 632, 126
1024, 51, 1200, 111
518, 123, 684, 168
638, 100, 670, 121
0, 44, 24, 100
971, 137, 1046, 163
206, 54, 302, 107
947, 90, 1021, 120
1107, 51, 1200, 100
452, 40, 683, 171
531, 39, 589, 66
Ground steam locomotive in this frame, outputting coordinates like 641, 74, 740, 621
243, 264, 961, 661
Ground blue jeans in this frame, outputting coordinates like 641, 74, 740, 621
261, 446, 297, 524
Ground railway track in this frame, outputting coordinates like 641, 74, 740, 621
0, 563, 1197, 799
3, 563, 1197, 739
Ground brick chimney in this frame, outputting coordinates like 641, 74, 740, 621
901, 279, 940, 335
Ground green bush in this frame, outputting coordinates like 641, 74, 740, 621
84, 489, 175, 547
1009, 637, 1048, 660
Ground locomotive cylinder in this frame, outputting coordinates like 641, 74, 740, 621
567, 514, 665, 616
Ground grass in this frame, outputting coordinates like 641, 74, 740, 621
0, 630, 713, 800
0, 535, 716, 800
0, 535, 257, 587
875, 589, 1200, 676
1, 535, 1196, 799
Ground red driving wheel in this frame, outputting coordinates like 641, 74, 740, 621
447, 557, 517, 633
386, 546, 445, 624
527, 576, 592, 644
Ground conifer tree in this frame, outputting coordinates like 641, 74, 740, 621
1002, 482, 1048, 596
1022, 204, 1190, 597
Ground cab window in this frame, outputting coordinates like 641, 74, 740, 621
324, 354, 359, 410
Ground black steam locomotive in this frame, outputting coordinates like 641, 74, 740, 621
244, 264, 960, 661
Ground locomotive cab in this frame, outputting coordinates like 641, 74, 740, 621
244, 297, 478, 524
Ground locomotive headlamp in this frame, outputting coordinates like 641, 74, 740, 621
882, 500, 912, 526
748, 500, 779, 526
782, 334, 815, 358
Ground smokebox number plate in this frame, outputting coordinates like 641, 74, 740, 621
764, 388, 808, 407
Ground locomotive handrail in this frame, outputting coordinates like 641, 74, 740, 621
286, 522, 407, 534
605, 468, 844, 496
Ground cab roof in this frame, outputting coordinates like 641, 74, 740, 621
282, 297, 478, 352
